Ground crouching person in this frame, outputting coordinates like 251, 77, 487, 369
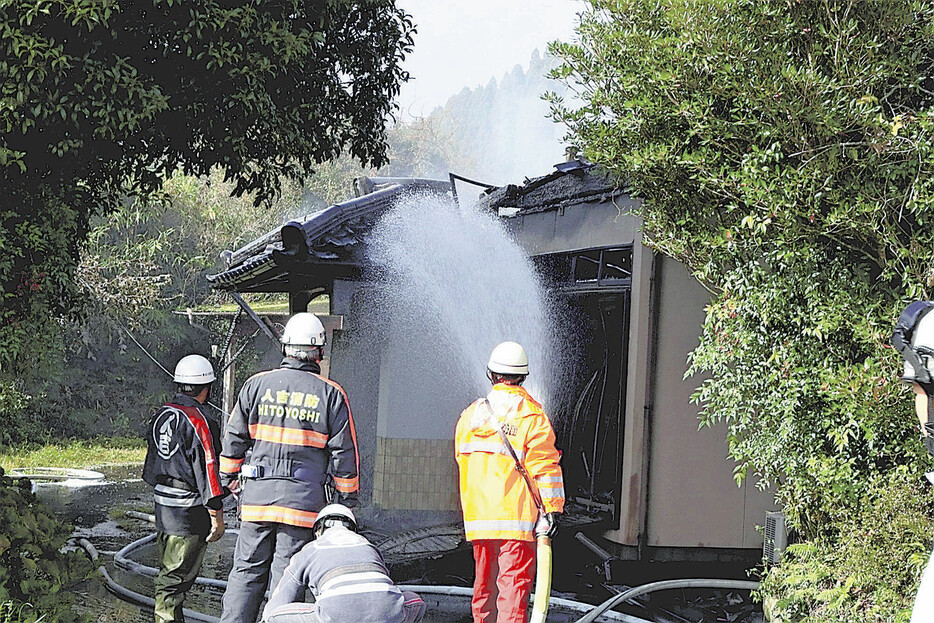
262, 504, 425, 623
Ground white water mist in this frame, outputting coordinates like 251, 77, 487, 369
364, 191, 559, 410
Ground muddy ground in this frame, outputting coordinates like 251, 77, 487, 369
33, 466, 763, 623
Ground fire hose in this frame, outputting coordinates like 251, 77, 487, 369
70, 537, 221, 623
73, 526, 642, 623
64, 497, 749, 623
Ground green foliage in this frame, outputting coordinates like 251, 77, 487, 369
550, 0, 934, 619
79, 168, 302, 317
0, 194, 82, 373
0, 467, 91, 623
0, 382, 43, 449
761, 468, 934, 622
0, 0, 414, 372
0, 600, 45, 623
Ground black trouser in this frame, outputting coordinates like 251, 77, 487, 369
219, 522, 315, 623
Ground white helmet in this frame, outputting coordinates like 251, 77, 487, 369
281, 312, 326, 347
173, 354, 216, 385
313, 503, 357, 533
487, 341, 529, 376
903, 309, 934, 382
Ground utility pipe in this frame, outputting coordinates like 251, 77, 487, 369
574, 578, 760, 623
574, 532, 613, 561
574, 532, 615, 582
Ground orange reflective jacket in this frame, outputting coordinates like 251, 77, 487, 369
455, 383, 565, 542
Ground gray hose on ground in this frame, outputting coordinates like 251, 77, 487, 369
575, 578, 760, 623
73, 537, 220, 623
125, 510, 156, 524
114, 533, 231, 591
396, 586, 644, 622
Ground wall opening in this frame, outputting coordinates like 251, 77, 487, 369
534, 246, 632, 522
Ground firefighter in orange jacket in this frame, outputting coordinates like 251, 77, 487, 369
219, 313, 360, 623
455, 341, 565, 623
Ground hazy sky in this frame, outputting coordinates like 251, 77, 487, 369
395, 0, 584, 118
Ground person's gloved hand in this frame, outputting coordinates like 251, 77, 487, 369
207, 509, 226, 543
534, 513, 558, 539
222, 473, 242, 500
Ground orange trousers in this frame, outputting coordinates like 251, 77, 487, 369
471, 539, 535, 623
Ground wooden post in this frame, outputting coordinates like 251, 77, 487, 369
223, 332, 237, 431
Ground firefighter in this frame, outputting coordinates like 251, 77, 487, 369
261, 504, 426, 623
893, 301, 934, 622
219, 313, 360, 623
454, 341, 565, 623
143, 354, 228, 623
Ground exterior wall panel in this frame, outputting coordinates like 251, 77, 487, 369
645, 257, 774, 548
505, 199, 640, 255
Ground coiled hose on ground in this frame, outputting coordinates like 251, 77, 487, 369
574, 578, 761, 623
71, 537, 221, 623
73, 510, 757, 623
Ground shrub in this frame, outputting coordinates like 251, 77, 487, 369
550, 0, 934, 619
0, 467, 91, 622
762, 468, 934, 622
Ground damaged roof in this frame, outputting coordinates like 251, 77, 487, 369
480, 161, 627, 215
207, 164, 627, 294
207, 179, 450, 293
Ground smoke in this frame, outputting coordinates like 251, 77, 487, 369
428, 50, 570, 185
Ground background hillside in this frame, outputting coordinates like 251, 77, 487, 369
0, 50, 570, 446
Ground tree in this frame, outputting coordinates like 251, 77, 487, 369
550, 1, 934, 620
0, 0, 414, 372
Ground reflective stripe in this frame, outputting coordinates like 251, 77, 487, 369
311, 372, 361, 480
464, 519, 536, 533
154, 492, 200, 508
220, 456, 243, 473
318, 582, 401, 600
319, 571, 393, 594
240, 504, 319, 528
154, 483, 194, 496
535, 476, 563, 484
271, 605, 316, 616
540, 486, 565, 499
249, 423, 328, 448
457, 441, 525, 461
332, 475, 358, 493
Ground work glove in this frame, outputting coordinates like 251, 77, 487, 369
207, 509, 226, 543
534, 512, 558, 539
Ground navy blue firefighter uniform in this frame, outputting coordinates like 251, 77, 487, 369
143, 394, 227, 623
219, 358, 360, 623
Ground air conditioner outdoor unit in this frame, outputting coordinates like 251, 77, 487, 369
763, 511, 787, 565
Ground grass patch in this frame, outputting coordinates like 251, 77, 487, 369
0, 436, 146, 471
196, 294, 330, 315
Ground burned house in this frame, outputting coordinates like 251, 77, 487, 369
208, 166, 776, 563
